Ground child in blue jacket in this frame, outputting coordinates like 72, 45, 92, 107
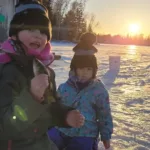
48, 32, 113, 150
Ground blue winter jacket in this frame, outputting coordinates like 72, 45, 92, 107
56, 76, 113, 141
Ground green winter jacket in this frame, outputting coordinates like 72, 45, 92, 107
0, 54, 72, 150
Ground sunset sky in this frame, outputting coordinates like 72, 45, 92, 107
85, 0, 150, 36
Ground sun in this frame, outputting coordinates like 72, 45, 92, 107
129, 23, 140, 35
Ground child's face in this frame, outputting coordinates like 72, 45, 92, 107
76, 67, 93, 82
17, 29, 48, 52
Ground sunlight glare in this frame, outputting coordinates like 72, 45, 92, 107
129, 24, 140, 35
125, 45, 141, 61
128, 45, 137, 55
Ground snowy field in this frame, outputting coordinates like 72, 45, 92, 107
51, 41, 150, 150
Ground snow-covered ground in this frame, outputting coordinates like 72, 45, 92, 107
51, 42, 150, 150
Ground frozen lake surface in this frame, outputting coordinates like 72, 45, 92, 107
51, 42, 150, 150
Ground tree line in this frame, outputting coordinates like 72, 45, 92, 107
1, 0, 150, 46
42, 0, 98, 41
42, 0, 150, 46
97, 34, 150, 46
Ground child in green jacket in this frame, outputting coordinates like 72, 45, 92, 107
0, 0, 84, 150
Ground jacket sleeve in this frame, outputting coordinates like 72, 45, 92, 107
95, 88, 113, 141
0, 64, 72, 139
46, 67, 74, 127
48, 81, 75, 127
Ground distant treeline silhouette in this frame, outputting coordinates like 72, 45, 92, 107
41, 0, 150, 46
97, 34, 150, 46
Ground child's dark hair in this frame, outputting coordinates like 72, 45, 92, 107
9, 0, 52, 40
70, 32, 98, 78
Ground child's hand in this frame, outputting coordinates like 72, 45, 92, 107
30, 74, 49, 102
66, 110, 85, 128
103, 140, 110, 149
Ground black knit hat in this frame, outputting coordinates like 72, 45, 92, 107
70, 32, 98, 77
9, 0, 52, 41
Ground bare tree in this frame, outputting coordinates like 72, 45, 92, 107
52, 0, 71, 39
87, 13, 100, 33
62, 0, 87, 41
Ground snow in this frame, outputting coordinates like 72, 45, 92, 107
50, 42, 150, 150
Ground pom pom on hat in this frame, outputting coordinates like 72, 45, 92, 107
80, 32, 97, 46
70, 32, 98, 72
73, 32, 97, 53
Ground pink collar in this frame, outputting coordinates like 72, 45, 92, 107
0, 39, 54, 66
